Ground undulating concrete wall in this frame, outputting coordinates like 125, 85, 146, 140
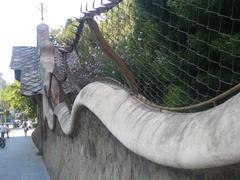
42, 107, 240, 180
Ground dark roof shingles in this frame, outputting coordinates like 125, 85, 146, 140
10, 46, 42, 96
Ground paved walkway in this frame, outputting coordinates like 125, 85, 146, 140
0, 128, 50, 180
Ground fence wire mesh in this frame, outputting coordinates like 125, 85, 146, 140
51, 0, 240, 110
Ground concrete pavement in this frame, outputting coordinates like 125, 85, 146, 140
0, 128, 50, 180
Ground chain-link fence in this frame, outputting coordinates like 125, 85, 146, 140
51, 0, 240, 111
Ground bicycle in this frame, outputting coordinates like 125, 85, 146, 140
0, 137, 6, 148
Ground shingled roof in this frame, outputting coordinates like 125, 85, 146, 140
10, 46, 43, 96
10, 30, 94, 97
10, 46, 86, 97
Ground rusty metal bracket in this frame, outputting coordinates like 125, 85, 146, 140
86, 18, 138, 94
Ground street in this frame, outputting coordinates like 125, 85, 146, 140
0, 128, 50, 180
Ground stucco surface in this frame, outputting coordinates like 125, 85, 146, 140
42, 81, 240, 169
42, 106, 240, 180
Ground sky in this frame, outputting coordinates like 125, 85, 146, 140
0, 0, 96, 83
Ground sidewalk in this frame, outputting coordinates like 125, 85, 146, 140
0, 128, 50, 180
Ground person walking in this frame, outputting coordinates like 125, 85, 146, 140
23, 121, 28, 137
5, 124, 10, 138
0, 125, 5, 138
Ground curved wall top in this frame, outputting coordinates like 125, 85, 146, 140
53, 81, 239, 170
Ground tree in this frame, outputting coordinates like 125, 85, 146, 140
50, 0, 240, 108
1, 81, 36, 119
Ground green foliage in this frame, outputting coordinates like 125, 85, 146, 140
50, 18, 79, 47
50, 0, 240, 108
164, 85, 189, 107
165, 0, 240, 102
167, 0, 220, 16
211, 33, 240, 55
1, 81, 36, 119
